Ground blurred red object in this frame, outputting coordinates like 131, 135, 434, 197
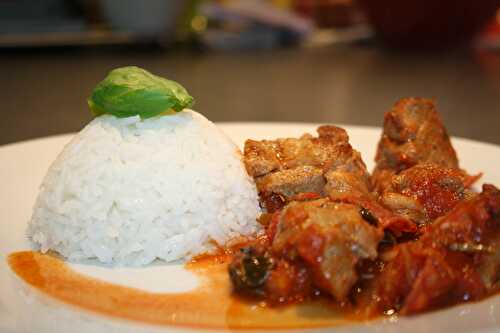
294, 0, 362, 28
357, 0, 500, 48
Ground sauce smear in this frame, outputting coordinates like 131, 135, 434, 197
8, 251, 354, 330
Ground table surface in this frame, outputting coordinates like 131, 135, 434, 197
1, 44, 499, 146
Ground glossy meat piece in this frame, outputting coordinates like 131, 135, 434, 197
324, 169, 416, 234
324, 170, 371, 200
418, 184, 499, 247
255, 166, 325, 198
373, 98, 459, 193
245, 124, 415, 233
272, 199, 383, 300
364, 245, 486, 316
244, 125, 350, 178
244, 126, 370, 212
229, 199, 383, 302
360, 184, 500, 315
380, 164, 475, 225
336, 194, 417, 234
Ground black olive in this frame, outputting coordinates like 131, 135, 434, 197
380, 230, 397, 246
228, 247, 272, 295
360, 208, 378, 226
242, 255, 270, 287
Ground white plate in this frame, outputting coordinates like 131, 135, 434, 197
0, 123, 499, 333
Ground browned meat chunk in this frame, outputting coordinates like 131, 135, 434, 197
334, 194, 417, 234
324, 170, 371, 200
244, 125, 370, 212
362, 244, 486, 316
229, 199, 383, 302
244, 139, 281, 178
244, 125, 349, 178
323, 168, 417, 234
380, 164, 476, 225
373, 98, 459, 193
359, 184, 500, 316
272, 199, 383, 300
372, 97, 480, 229
230, 98, 498, 319
255, 166, 325, 198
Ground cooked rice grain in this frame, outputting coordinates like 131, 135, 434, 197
28, 111, 261, 265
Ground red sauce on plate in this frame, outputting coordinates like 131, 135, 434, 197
7, 251, 359, 330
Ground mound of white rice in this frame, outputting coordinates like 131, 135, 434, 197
28, 110, 261, 266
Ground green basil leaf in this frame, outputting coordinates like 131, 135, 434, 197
88, 66, 194, 119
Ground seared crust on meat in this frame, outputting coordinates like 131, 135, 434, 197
255, 166, 326, 198
244, 125, 370, 212
272, 199, 383, 300
373, 98, 459, 193
380, 164, 475, 225
244, 125, 366, 177
244, 139, 282, 177
372, 98, 480, 227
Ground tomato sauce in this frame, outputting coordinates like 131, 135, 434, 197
7, 251, 356, 330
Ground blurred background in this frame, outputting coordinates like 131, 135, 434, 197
1, 0, 500, 145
